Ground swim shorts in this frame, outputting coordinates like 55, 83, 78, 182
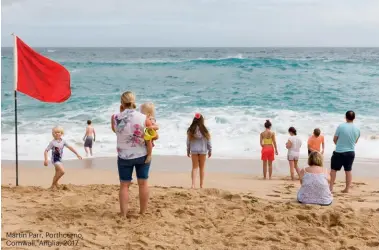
331, 151, 355, 172
84, 136, 93, 148
261, 146, 275, 161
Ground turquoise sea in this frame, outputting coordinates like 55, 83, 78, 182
1, 47, 379, 160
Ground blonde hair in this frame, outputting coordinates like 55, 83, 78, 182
140, 102, 155, 117
308, 151, 323, 167
52, 126, 64, 136
121, 91, 136, 109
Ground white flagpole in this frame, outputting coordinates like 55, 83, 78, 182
12, 33, 19, 186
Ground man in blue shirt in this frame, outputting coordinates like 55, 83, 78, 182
330, 111, 360, 193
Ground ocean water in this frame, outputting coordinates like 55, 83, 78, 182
1, 47, 379, 161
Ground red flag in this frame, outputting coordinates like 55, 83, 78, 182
15, 36, 71, 103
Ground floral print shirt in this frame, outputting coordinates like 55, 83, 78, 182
113, 109, 147, 160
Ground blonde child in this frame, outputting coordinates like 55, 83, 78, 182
187, 113, 212, 188
140, 102, 159, 163
44, 126, 82, 189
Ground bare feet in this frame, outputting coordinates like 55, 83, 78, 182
191, 185, 195, 189
342, 189, 349, 193
118, 212, 127, 218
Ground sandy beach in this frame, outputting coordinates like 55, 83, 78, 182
2, 156, 379, 249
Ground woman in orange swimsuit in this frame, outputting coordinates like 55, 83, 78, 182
260, 120, 278, 179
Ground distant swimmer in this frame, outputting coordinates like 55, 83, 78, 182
83, 120, 96, 157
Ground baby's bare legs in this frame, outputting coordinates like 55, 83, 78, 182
145, 140, 153, 163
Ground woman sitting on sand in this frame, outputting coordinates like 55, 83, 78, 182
297, 151, 333, 206
260, 120, 278, 180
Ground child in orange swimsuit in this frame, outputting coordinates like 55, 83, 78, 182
308, 128, 324, 155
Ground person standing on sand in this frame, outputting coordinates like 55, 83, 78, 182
330, 111, 360, 193
111, 91, 153, 217
44, 126, 82, 189
260, 120, 278, 180
83, 120, 96, 157
286, 127, 302, 181
187, 113, 212, 189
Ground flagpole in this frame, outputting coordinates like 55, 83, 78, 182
12, 33, 19, 186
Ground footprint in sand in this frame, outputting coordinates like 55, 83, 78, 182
284, 184, 295, 189
353, 182, 367, 186
61, 196, 82, 207
367, 241, 379, 247
267, 194, 281, 197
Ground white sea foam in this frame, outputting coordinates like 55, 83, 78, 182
2, 105, 379, 161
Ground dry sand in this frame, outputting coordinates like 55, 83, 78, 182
2, 156, 379, 249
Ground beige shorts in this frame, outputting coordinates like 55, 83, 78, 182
287, 153, 300, 161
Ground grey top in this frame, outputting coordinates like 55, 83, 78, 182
186, 126, 212, 154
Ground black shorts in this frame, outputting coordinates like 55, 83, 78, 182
84, 137, 93, 148
331, 151, 355, 172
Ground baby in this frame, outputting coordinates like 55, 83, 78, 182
44, 126, 82, 189
140, 102, 159, 163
